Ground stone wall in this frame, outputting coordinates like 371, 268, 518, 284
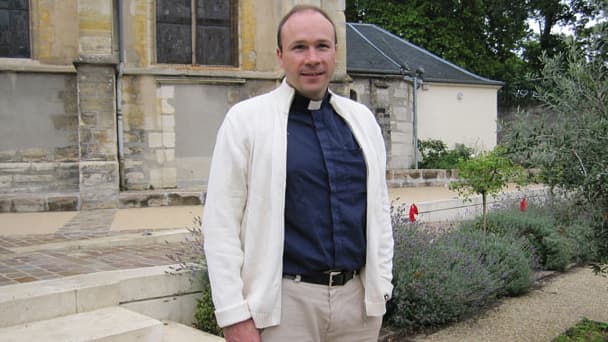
386, 169, 458, 188
0, 72, 81, 212
350, 76, 415, 169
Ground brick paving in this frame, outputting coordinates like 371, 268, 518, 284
0, 242, 195, 286
0, 208, 200, 287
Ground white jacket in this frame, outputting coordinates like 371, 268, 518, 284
202, 80, 394, 329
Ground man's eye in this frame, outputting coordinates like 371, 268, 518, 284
292, 45, 306, 50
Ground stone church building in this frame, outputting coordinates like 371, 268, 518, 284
0, 0, 501, 212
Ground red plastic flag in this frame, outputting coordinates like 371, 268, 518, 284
409, 203, 419, 222
520, 198, 527, 212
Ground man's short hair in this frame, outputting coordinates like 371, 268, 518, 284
276, 5, 337, 51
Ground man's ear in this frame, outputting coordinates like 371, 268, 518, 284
276, 47, 283, 67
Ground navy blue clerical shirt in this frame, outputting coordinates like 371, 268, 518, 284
283, 92, 367, 276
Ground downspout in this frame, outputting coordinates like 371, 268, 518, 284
400, 67, 423, 169
116, 0, 125, 189
412, 75, 419, 169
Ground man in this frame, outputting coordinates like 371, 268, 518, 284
202, 5, 393, 342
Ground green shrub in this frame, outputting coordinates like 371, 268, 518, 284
470, 207, 574, 271
387, 221, 535, 331
194, 270, 223, 337
455, 225, 536, 296
418, 139, 473, 169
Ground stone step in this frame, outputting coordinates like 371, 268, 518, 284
0, 307, 162, 342
162, 321, 225, 341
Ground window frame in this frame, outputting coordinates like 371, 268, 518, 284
155, 0, 238, 67
0, 0, 31, 59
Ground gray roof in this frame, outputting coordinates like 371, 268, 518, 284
346, 23, 503, 86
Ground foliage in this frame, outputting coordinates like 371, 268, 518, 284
165, 216, 223, 336
470, 205, 599, 271
417, 139, 473, 169
590, 263, 608, 277
195, 270, 223, 337
553, 318, 608, 342
346, 0, 606, 110
504, 21, 608, 258
387, 203, 536, 332
449, 147, 526, 232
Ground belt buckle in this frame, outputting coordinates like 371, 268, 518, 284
327, 271, 343, 287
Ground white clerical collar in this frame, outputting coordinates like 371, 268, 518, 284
308, 100, 322, 111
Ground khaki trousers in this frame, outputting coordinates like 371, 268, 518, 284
260, 274, 383, 342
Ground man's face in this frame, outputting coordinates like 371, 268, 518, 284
277, 10, 337, 100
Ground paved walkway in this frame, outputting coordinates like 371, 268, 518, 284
0, 187, 458, 287
1, 185, 605, 342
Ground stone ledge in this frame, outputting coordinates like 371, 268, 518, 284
0, 193, 80, 213
119, 189, 205, 208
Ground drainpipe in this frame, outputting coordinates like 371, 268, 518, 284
401, 67, 424, 169
116, 0, 125, 189
412, 75, 419, 169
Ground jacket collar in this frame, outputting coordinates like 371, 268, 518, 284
276, 78, 338, 115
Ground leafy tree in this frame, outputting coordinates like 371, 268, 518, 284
504, 21, 608, 257
449, 147, 525, 233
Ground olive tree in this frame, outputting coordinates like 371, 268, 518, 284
504, 21, 608, 258
450, 147, 525, 233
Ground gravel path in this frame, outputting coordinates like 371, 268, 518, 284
410, 267, 608, 342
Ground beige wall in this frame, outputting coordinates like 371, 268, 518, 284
418, 83, 499, 152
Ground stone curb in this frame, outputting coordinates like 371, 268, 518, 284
8, 228, 191, 253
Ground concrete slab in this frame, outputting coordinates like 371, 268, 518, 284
0, 211, 77, 235
162, 321, 225, 342
0, 265, 202, 328
0, 307, 163, 342
9, 228, 191, 253
123, 293, 201, 326
110, 206, 202, 231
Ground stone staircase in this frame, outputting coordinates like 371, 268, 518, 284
0, 265, 224, 341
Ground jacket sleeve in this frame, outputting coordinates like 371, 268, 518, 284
202, 111, 252, 327
372, 116, 394, 300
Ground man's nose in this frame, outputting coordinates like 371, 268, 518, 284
305, 47, 321, 64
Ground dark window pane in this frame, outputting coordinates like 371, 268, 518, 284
157, 0, 191, 24
196, 0, 236, 66
156, 0, 192, 63
157, 23, 192, 64
0, 0, 30, 58
197, 26, 232, 65
197, 0, 230, 21
157, 0, 237, 65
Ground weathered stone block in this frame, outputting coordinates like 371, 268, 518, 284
162, 133, 175, 148
0, 150, 18, 162
0, 175, 11, 189
47, 195, 79, 211
148, 132, 163, 148
21, 148, 51, 161
55, 146, 79, 161
0, 198, 12, 212
161, 98, 175, 114
14, 174, 55, 184
161, 115, 175, 130
12, 197, 46, 212
80, 190, 118, 210
30, 162, 56, 173
168, 193, 201, 206
422, 170, 439, 179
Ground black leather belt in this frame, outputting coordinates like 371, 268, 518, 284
283, 270, 357, 286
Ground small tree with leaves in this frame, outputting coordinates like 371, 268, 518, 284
450, 147, 526, 233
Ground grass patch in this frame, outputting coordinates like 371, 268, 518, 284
553, 318, 608, 342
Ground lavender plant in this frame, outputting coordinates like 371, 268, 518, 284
386, 202, 536, 331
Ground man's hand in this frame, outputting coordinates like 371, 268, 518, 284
223, 319, 261, 342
